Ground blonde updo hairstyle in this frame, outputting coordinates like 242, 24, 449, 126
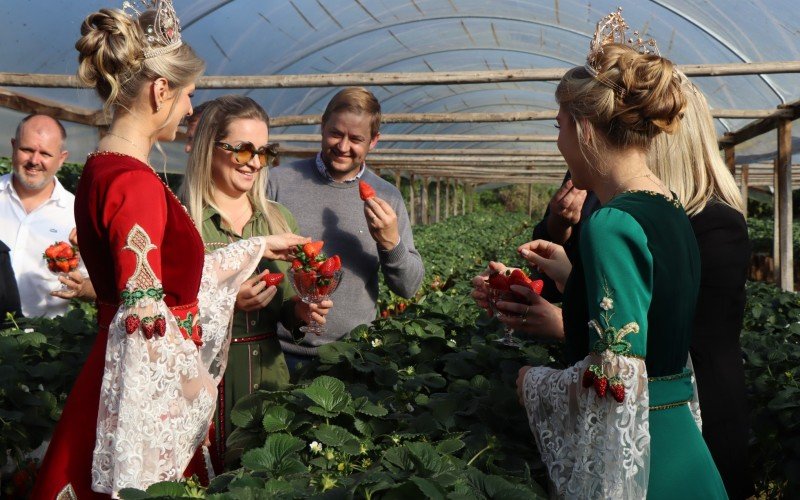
648, 73, 745, 215
556, 44, 686, 172
75, 8, 204, 121
180, 95, 290, 235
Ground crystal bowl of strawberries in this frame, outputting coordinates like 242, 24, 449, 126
43, 241, 80, 291
485, 268, 544, 347
288, 240, 343, 335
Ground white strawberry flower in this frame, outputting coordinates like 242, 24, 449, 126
371, 338, 383, 348
309, 441, 323, 454
600, 297, 614, 311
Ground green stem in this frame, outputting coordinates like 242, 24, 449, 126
467, 443, 493, 466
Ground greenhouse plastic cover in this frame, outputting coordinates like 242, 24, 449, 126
0, 0, 798, 172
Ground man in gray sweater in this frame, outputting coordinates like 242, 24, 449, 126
268, 87, 424, 369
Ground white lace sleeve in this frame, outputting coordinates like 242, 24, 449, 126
523, 353, 650, 499
92, 225, 218, 495
197, 236, 267, 382
686, 354, 703, 431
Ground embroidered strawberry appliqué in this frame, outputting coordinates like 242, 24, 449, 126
582, 279, 639, 404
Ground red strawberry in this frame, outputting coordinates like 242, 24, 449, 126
487, 271, 510, 291
291, 259, 303, 270
380, 309, 389, 319
262, 272, 284, 287
593, 375, 608, 398
582, 368, 596, 388
44, 244, 60, 260
67, 257, 80, 271
57, 245, 75, 259
153, 315, 167, 337
359, 180, 376, 201
397, 302, 407, 313
141, 316, 155, 340
318, 256, 340, 278
47, 260, 58, 272
529, 279, 544, 295
508, 268, 532, 287
302, 241, 324, 260
55, 260, 71, 273
609, 378, 625, 403
124, 314, 141, 335
294, 270, 318, 292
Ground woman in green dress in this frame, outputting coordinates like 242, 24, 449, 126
181, 95, 331, 470
509, 21, 728, 499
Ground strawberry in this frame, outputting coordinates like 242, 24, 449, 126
294, 270, 318, 292
67, 257, 80, 271
302, 241, 324, 260
291, 259, 303, 270
593, 375, 608, 398
124, 314, 141, 335
262, 272, 284, 287
318, 256, 341, 278
141, 316, 155, 340
609, 377, 625, 403
44, 244, 61, 260
56, 260, 71, 273
359, 180, 376, 201
153, 315, 167, 337
487, 271, 510, 291
57, 245, 75, 259
529, 279, 544, 295
47, 260, 58, 272
582, 368, 596, 388
380, 309, 389, 319
508, 268, 532, 287
397, 302, 407, 313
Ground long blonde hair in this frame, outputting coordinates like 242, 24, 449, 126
648, 74, 745, 215
180, 95, 290, 235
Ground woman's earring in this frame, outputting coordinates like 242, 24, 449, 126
156, 103, 162, 112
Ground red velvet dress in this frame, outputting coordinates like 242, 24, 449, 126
32, 152, 210, 499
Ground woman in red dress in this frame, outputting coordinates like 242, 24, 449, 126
32, 3, 308, 498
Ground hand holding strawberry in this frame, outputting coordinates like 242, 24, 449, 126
43, 241, 80, 274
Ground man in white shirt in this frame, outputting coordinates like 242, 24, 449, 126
0, 114, 94, 318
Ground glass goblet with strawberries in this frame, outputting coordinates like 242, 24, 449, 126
289, 241, 343, 335
43, 241, 80, 292
486, 268, 544, 348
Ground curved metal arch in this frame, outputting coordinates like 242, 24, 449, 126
282, 46, 570, 114
647, 0, 785, 104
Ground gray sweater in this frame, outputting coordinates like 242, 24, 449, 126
268, 157, 424, 355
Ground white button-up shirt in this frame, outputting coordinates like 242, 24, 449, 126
0, 173, 78, 318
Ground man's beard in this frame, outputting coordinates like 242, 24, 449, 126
12, 169, 53, 191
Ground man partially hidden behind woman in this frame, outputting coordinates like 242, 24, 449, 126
32, 2, 311, 498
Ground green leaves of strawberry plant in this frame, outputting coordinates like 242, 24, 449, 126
298, 375, 351, 418
241, 434, 306, 477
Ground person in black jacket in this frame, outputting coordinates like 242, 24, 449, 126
0, 240, 22, 321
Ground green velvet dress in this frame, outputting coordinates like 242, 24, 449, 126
521, 191, 728, 499
201, 203, 298, 470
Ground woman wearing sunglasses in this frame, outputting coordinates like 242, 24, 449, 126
181, 94, 331, 470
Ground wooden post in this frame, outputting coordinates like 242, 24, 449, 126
724, 145, 735, 174
773, 158, 781, 283
394, 170, 401, 189
527, 184, 534, 217
740, 164, 749, 220
435, 178, 441, 223
445, 179, 450, 219
777, 120, 794, 291
409, 174, 416, 226
421, 177, 429, 225
453, 180, 459, 216
461, 182, 467, 214
374, 168, 381, 178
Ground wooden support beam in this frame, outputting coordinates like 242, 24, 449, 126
777, 120, 794, 291
409, 173, 416, 226
272, 133, 559, 143
445, 179, 450, 219
724, 146, 735, 174
421, 177, 429, 225
3, 61, 799, 88
394, 170, 401, 189
720, 100, 800, 147
773, 159, 781, 283
0, 87, 104, 126
435, 178, 441, 223
279, 146, 562, 157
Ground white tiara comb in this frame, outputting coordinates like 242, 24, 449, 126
122, 0, 182, 59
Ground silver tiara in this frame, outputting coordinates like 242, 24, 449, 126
585, 7, 660, 97
122, 0, 182, 59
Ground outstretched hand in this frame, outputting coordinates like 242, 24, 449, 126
263, 233, 311, 261
517, 240, 571, 293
